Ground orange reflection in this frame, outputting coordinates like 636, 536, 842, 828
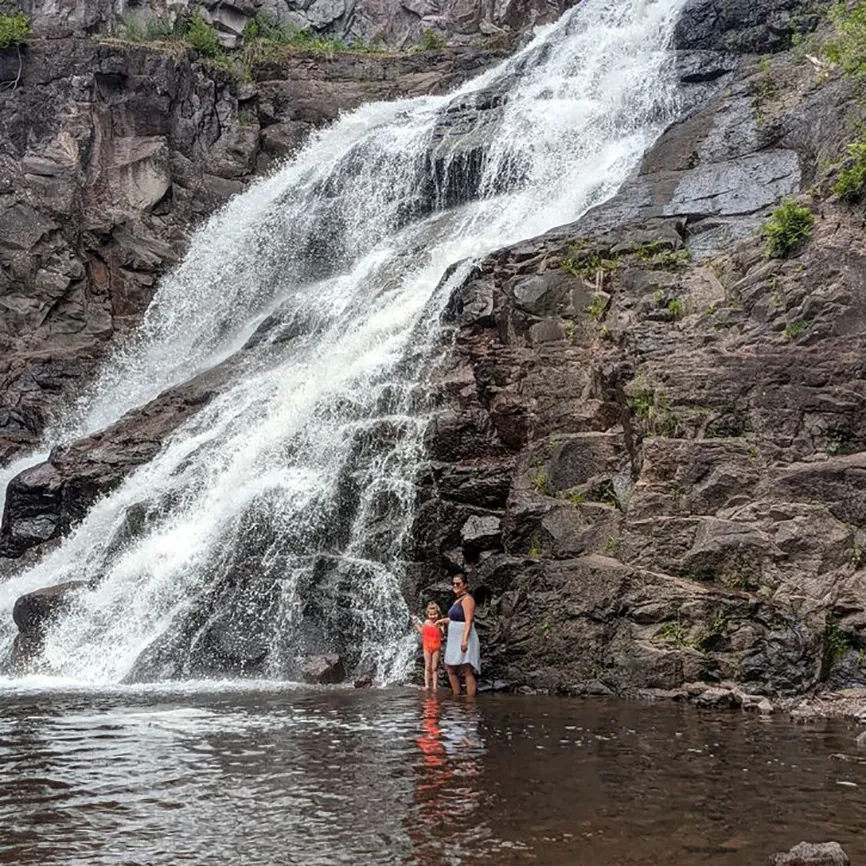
409, 695, 485, 864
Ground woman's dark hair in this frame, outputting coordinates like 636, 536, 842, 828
452, 570, 471, 587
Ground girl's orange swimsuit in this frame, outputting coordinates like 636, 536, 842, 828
422, 622, 442, 653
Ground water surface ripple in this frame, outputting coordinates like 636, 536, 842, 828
1, 689, 864, 865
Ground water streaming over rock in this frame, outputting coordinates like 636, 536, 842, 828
0, 0, 688, 685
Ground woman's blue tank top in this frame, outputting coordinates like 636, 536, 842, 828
448, 600, 465, 622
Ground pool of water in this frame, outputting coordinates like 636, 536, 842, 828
1, 685, 864, 865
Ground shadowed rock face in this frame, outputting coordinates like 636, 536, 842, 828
413, 208, 866, 696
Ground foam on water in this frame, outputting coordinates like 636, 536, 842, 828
0, 0, 688, 688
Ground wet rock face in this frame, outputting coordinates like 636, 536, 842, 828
9, 581, 85, 667
301, 653, 345, 684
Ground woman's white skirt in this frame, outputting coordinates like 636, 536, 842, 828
444, 620, 480, 675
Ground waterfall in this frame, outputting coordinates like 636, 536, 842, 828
0, 0, 687, 686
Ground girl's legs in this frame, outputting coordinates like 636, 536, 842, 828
446, 664, 461, 697
462, 664, 477, 697
430, 650, 440, 691
423, 650, 431, 690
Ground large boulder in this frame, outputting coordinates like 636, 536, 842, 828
10, 580, 86, 668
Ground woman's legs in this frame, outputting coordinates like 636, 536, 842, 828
423, 650, 432, 690
446, 664, 461, 696
431, 650, 440, 691
462, 664, 477, 697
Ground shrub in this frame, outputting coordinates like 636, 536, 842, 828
0, 9, 29, 48
188, 12, 222, 58
783, 320, 808, 340
763, 199, 814, 258
824, 2, 866, 78
834, 139, 866, 202
420, 27, 446, 50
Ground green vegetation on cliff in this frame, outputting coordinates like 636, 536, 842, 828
762, 199, 814, 258
0, 8, 29, 48
111, 8, 448, 62
824, 1, 866, 77
833, 138, 866, 201
187, 12, 222, 58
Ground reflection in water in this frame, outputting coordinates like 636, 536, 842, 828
411, 697, 485, 865
0, 688, 865, 866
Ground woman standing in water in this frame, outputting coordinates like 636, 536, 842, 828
442, 572, 480, 697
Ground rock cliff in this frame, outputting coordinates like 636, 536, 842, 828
413, 0, 866, 700
0, 31, 505, 463
4, 0, 866, 705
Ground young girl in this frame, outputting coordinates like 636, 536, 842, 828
412, 603, 443, 691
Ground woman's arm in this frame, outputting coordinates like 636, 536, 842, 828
460, 595, 475, 652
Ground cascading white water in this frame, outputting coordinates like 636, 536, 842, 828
0, 0, 688, 686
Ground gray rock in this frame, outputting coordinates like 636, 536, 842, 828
769, 842, 850, 866
461, 514, 501, 553
304, 0, 345, 28
663, 151, 801, 219
301, 653, 345, 684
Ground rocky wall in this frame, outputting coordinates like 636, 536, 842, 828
411, 26, 866, 699
0, 35, 504, 464
15, 0, 580, 49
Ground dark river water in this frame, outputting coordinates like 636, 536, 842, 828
1, 685, 864, 865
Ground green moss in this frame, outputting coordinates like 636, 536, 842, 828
561, 250, 618, 279
629, 241, 691, 270
0, 9, 29, 48
528, 535, 542, 557
763, 199, 814, 258
656, 621, 686, 646
586, 295, 607, 321
825, 616, 852, 662
628, 386, 679, 436
667, 297, 684, 318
